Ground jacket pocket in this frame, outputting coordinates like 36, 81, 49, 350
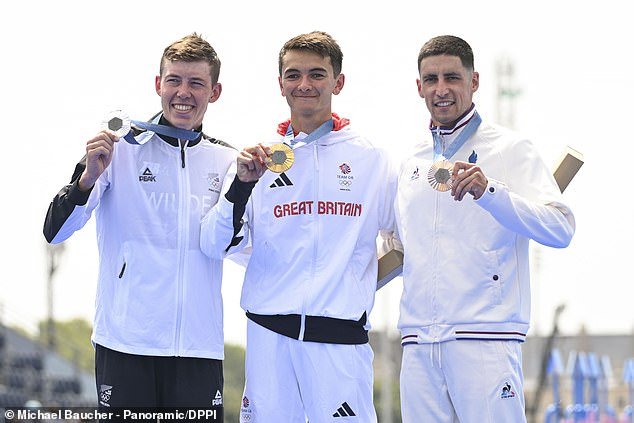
486, 250, 503, 305
118, 262, 127, 279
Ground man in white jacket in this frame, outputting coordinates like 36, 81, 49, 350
44, 34, 235, 411
395, 35, 576, 422
201, 31, 396, 422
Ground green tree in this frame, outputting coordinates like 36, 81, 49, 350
223, 343, 246, 422
38, 317, 94, 372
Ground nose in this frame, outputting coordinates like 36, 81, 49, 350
297, 75, 312, 91
435, 79, 449, 97
177, 85, 192, 98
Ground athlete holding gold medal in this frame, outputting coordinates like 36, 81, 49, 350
201, 31, 396, 422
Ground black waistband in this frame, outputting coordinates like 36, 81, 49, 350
246, 311, 368, 345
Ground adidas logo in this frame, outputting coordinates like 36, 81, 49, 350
332, 402, 356, 417
269, 172, 293, 188
139, 167, 156, 182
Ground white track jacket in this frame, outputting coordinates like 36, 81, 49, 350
396, 112, 575, 345
201, 121, 396, 338
44, 118, 236, 359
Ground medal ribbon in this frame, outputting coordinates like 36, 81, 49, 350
283, 119, 334, 149
432, 111, 482, 161
123, 120, 201, 144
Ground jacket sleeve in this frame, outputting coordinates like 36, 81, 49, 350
43, 156, 105, 244
475, 139, 576, 248
378, 148, 398, 233
200, 164, 256, 260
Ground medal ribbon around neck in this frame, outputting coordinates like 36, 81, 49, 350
432, 111, 482, 161
429, 111, 482, 191
267, 118, 334, 173
103, 110, 201, 145
283, 118, 334, 149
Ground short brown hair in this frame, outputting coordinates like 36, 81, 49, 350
417, 35, 474, 72
160, 33, 221, 84
278, 31, 343, 76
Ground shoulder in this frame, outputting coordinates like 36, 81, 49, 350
476, 121, 537, 152
334, 125, 385, 154
201, 134, 238, 151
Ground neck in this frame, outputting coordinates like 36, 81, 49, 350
290, 111, 332, 134
431, 103, 476, 130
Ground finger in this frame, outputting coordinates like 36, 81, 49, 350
249, 144, 270, 165
237, 153, 256, 172
100, 130, 120, 142
451, 167, 471, 196
452, 172, 476, 201
452, 161, 472, 178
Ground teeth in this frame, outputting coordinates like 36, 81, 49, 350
174, 104, 193, 111
436, 101, 453, 107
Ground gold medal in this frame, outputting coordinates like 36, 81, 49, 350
102, 110, 131, 138
427, 160, 454, 192
266, 143, 294, 173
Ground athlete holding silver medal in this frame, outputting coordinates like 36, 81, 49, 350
44, 34, 235, 412
201, 31, 397, 422
392, 35, 576, 422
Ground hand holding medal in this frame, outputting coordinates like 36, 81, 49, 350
450, 161, 488, 201
427, 160, 488, 200
266, 143, 294, 173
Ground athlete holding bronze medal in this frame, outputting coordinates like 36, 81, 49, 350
392, 36, 576, 422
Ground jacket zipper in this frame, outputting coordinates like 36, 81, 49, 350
299, 143, 320, 341
174, 139, 190, 354
180, 142, 186, 168
118, 262, 126, 279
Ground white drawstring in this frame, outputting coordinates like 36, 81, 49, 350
429, 342, 444, 369
438, 342, 442, 369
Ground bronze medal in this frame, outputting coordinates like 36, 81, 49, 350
427, 160, 454, 192
266, 143, 294, 173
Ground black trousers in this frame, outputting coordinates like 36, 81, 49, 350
95, 344, 223, 408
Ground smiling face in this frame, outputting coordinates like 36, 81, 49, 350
417, 54, 479, 127
155, 60, 221, 130
278, 49, 344, 126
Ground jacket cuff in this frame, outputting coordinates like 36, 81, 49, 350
225, 175, 256, 205
67, 178, 92, 205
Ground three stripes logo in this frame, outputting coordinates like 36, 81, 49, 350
332, 402, 356, 417
269, 172, 293, 188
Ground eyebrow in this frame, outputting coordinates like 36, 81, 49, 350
164, 73, 208, 83
284, 67, 328, 75
422, 71, 462, 78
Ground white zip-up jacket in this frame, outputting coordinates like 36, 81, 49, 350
201, 118, 396, 343
396, 111, 575, 345
44, 116, 236, 359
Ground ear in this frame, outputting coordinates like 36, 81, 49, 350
471, 71, 479, 93
416, 78, 424, 98
278, 76, 285, 96
332, 73, 345, 95
155, 75, 162, 96
209, 83, 222, 104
